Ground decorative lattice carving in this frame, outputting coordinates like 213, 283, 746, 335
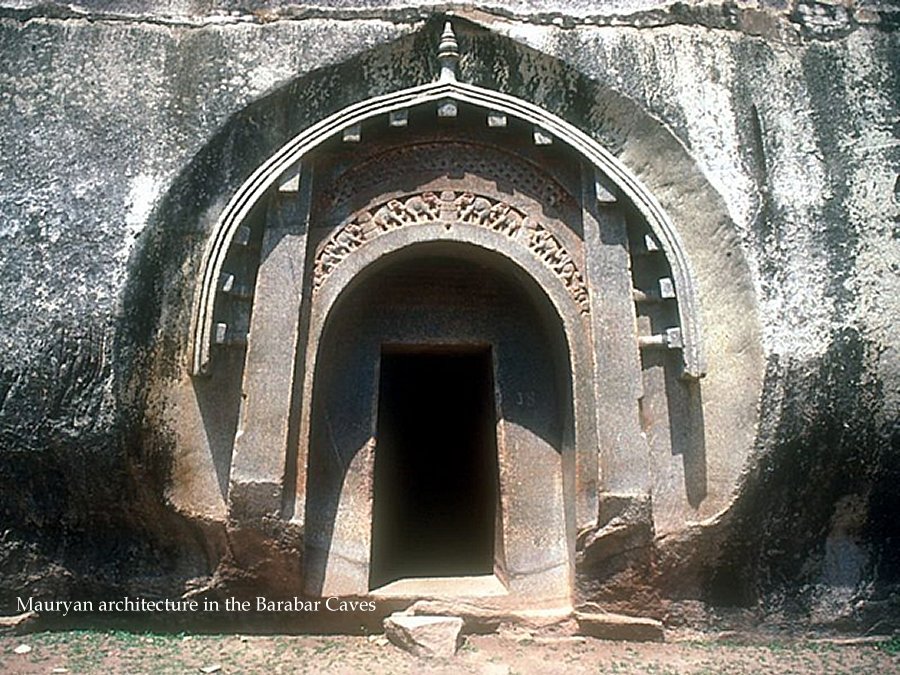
313, 190, 590, 314
322, 142, 572, 218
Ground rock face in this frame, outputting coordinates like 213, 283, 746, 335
0, 0, 897, 636
383, 614, 464, 657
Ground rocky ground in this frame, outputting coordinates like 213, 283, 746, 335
1, 629, 898, 674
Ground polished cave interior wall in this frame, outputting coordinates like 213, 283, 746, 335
0, 2, 897, 632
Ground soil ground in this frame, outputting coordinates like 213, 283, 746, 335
1, 629, 899, 674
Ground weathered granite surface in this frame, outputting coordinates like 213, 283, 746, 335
0, 1, 896, 632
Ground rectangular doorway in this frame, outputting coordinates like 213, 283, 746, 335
369, 346, 500, 590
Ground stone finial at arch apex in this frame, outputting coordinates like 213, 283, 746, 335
438, 21, 460, 83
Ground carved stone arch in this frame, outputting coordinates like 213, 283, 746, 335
94, 12, 781, 616
311, 190, 591, 315
166, 19, 759, 610
190, 42, 705, 380
301, 233, 592, 601
306, 222, 598, 512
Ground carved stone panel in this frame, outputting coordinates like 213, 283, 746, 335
312, 190, 590, 315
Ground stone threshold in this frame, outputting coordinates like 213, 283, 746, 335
370, 574, 509, 599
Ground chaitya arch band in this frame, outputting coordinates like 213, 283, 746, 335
190, 67, 705, 380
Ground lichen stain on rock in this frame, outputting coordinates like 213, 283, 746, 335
0, 323, 212, 612
703, 328, 899, 630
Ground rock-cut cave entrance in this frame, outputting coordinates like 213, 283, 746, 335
369, 347, 499, 590
182, 18, 723, 614
302, 246, 575, 605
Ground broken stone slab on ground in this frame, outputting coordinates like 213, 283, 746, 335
575, 610, 665, 642
383, 613, 464, 657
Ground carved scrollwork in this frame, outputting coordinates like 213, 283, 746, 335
313, 191, 590, 315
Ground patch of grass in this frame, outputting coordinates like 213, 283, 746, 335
803, 640, 836, 654
875, 635, 900, 655
459, 639, 479, 653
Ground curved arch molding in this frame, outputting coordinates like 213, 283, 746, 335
312, 189, 592, 315
303, 227, 599, 540
190, 79, 707, 379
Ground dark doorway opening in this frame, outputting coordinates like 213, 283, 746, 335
369, 347, 499, 589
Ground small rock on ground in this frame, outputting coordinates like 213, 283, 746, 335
383, 613, 463, 657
